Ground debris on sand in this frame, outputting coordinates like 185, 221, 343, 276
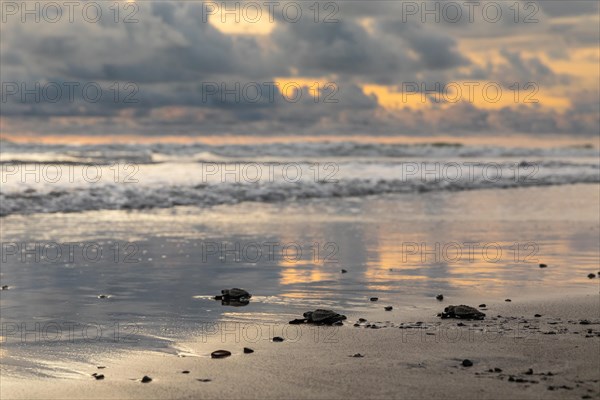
141, 376, 152, 383
462, 359, 473, 367
436, 294, 444, 301
211, 350, 231, 359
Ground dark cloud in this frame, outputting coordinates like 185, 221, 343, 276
0, 1, 597, 136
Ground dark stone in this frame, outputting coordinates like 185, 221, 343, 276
462, 359, 473, 367
534, 314, 542, 317
182, 370, 190, 374
505, 299, 512, 302
441, 305, 486, 320
211, 350, 231, 359
341, 269, 347, 273
479, 304, 486, 308
358, 318, 367, 322
197, 379, 212, 382
93, 374, 104, 380
243, 347, 254, 354
351, 353, 364, 358
141, 376, 152, 383
508, 376, 515, 382
525, 368, 533, 375
1, 285, 8, 290
579, 320, 591, 325
436, 294, 444, 301
272, 337, 284, 342
384, 306, 393, 311
370, 297, 379, 301
98, 295, 108, 299
539, 264, 547, 268
587, 273, 596, 279
97, 366, 105, 369
494, 368, 503, 372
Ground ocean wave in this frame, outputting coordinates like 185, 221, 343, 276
1, 140, 598, 164
1, 170, 598, 216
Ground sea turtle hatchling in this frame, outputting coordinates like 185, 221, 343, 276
214, 288, 252, 306
440, 305, 486, 320
214, 288, 251, 300
289, 309, 347, 325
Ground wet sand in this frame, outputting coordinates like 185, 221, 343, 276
1, 185, 599, 399
2, 292, 599, 399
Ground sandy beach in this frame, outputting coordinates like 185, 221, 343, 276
2, 1, 600, 398
1, 184, 599, 399
2, 292, 598, 400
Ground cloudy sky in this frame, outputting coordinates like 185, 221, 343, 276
1, 0, 599, 138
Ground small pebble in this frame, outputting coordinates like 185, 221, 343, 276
97, 294, 110, 299
93, 373, 104, 380
534, 314, 542, 317
525, 368, 533, 375
211, 350, 231, 359
197, 379, 212, 382
97, 366, 105, 369
479, 304, 486, 308
539, 263, 547, 268
141, 376, 152, 383
341, 269, 347, 273
436, 294, 444, 301
182, 371, 190, 374
587, 273, 596, 279
505, 299, 512, 302
494, 367, 503, 372
462, 359, 473, 367
272, 336, 284, 342
1, 285, 8, 290
579, 320, 591, 325
384, 306, 393, 311
351, 353, 364, 358
370, 297, 378, 302
243, 347, 254, 354
358, 318, 367, 322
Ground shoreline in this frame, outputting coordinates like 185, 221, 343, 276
2, 291, 598, 399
